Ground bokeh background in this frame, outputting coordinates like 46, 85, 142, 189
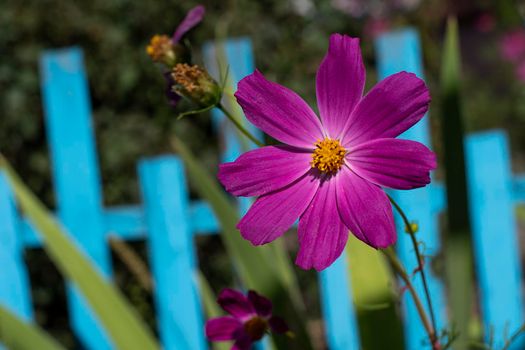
2, 0, 525, 348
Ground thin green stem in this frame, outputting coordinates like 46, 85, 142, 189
502, 323, 525, 350
217, 103, 264, 147
382, 248, 437, 349
387, 194, 439, 347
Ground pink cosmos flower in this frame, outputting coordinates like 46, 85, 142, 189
218, 34, 436, 271
500, 29, 525, 64
205, 289, 289, 350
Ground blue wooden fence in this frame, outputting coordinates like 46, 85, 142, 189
0, 28, 524, 350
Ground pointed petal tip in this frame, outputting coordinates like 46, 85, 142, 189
172, 5, 206, 43
317, 33, 365, 138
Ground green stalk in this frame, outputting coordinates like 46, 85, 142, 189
440, 17, 474, 349
217, 103, 264, 147
382, 248, 437, 349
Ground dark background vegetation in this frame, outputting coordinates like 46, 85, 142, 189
2, 0, 525, 348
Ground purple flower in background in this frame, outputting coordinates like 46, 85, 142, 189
498, 29, 525, 83
218, 34, 436, 271
205, 289, 289, 350
500, 29, 525, 64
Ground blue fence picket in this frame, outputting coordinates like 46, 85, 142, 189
465, 130, 525, 349
138, 156, 206, 350
375, 28, 448, 349
319, 252, 361, 350
40, 48, 112, 349
0, 174, 33, 327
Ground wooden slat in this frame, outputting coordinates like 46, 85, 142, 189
0, 173, 33, 328
40, 47, 112, 349
138, 156, 205, 350
319, 251, 361, 350
465, 130, 525, 349
375, 28, 448, 349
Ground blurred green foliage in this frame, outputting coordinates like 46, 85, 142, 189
2, 0, 525, 348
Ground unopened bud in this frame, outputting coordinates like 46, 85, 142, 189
146, 34, 182, 67
404, 222, 419, 234
171, 63, 221, 108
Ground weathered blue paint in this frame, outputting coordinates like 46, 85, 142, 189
513, 174, 525, 203
0, 174, 33, 326
375, 28, 448, 349
138, 156, 205, 350
465, 130, 525, 349
319, 251, 361, 350
40, 47, 112, 349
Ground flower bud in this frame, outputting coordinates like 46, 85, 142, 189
146, 34, 186, 67
404, 221, 419, 234
171, 63, 221, 108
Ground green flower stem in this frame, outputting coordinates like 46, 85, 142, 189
387, 194, 439, 348
502, 323, 525, 350
217, 103, 264, 147
382, 247, 438, 349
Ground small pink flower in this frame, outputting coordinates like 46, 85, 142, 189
205, 289, 289, 350
500, 29, 525, 64
218, 34, 436, 271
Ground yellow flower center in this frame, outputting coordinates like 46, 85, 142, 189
146, 34, 172, 62
311, 138, 346, 174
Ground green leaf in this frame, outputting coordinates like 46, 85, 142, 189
346, 235, 404, 350
440, 17, 475, 350
0, 304, 65, 350
0, 156, 159, 350
171, 137, 313, 350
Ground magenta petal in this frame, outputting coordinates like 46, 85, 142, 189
295, 179, 349, 271
336, 168, 396, 248
247, 290, 272, 318
347, 138, 437, 190
316, 34, 365, 138
172, 5, 206, 43
217, 289, 256, 321
235, 70, 324, 148
218, 145, 311, 197
232, 333, 253, 350
269, 316, 289, 334
341, 71, 430, 146
205, 316, 242, 341
237, 172, 319, 246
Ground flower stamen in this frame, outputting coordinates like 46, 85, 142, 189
146, 35, 174, 64
171, 63, 221, 107
311, 138, 346, 174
